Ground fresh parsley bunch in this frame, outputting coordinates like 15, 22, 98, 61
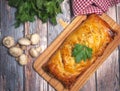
8, 0, 63, 27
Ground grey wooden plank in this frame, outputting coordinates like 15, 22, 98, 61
96, 6, 120, 91
116, 3, 120, 90
47, 0, 71, 90
47, 0, 96, 91
80, 74, 96, 91
47, 0, 71, 45
0, 0, 24, 91
24, 19, 48, 91
0, 0, 1, 40
96, 49, 119, 91
117, 3, 120, 24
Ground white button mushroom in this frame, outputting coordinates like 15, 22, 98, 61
18, 38, 31, 46
29, 47, 42, 58
29, 48, 39, 58
19, 54, 28, 65
30, 33, 40, 45
35, 46, 42, 53
3, 36, 15, 48
9, 47, 23, 57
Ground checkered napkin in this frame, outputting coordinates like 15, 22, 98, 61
72, 0, 120, 16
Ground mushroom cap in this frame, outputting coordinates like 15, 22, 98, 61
35, 46, 42, 53
30, 33, 40, 45
18, 38, 31, 46
19, 54, 28, 65
3, 36, 15, 48
29, 48, 39, 58
9, 47, 23, 57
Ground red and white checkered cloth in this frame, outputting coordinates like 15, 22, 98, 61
72, 0, 120, 16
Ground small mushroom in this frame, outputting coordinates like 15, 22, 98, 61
29, 48, 39, 58
18, 38, 31, 46
9, 47, 23, 57
30, 33, 40, 45
35, 46, 42, 53
19, 54, 28, 65
3, 36, 15, 48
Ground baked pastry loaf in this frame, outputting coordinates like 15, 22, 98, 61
44, 14, 114, 88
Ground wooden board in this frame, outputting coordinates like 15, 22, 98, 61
33, 13, 120, 91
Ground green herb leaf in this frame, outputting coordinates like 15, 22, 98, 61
8, 0, 64, 28
72, 44, 92, 63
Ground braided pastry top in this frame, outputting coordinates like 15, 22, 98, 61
45, 14, 113, 88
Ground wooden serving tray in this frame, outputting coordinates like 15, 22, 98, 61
33, 14, 120, 91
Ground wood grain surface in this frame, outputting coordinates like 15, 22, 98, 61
0, 0, 120, 91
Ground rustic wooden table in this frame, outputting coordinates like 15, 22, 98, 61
0, 0, 120, 91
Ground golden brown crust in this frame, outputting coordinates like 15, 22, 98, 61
44, 14, 114, 88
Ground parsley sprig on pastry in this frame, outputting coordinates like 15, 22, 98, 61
72, 44, 92, 63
